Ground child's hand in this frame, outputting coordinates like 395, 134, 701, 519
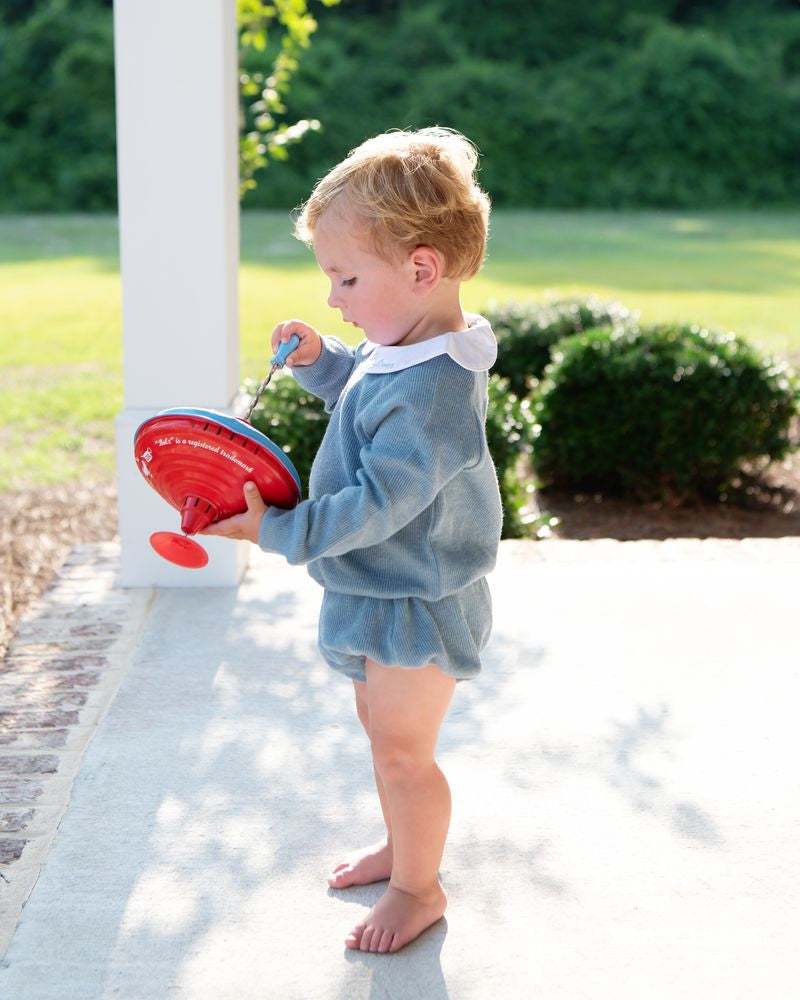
271, 319, 323, 367
199, 482, 267, 545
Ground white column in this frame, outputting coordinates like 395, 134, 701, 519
113, 0, 247, 586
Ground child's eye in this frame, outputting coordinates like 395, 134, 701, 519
341, 277, 356, 287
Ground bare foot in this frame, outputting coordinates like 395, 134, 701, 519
328, 840, 393, 889
345, 882, 447, 953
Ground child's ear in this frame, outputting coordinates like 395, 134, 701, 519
408, 245, 442, 296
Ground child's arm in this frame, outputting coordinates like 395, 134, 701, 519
272, 320, 358, 413
258, 368, 484, 564
203, 368, 484, 557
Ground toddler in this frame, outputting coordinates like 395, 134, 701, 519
203, 127, 503, 953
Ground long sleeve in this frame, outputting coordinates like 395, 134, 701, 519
258, 367, 483, 566
291, 335, 358, 413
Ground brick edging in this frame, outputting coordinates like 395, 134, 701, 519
0, 542, 152, 957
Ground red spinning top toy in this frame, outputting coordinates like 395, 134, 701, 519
133, 336, 302, 569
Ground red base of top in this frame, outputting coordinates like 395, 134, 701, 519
149, 531, 210, 569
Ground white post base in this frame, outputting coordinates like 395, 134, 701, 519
115, 405, 249, 587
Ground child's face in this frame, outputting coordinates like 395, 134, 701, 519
313, 210, 421, 346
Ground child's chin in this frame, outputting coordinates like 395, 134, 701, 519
367, 332, 405, 347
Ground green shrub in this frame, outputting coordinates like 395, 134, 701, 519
531, 323, 800, 500
486, 375, 539, 539
244, 369, 540, 539
486, 296, 634, 397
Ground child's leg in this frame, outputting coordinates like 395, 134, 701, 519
345, 658, 456, 954
328, 680, 394, 888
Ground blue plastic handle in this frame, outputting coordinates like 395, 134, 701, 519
271, 333, 301, 367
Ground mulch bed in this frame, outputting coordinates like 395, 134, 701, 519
1, 452, 798, 660
538, 453, 800, 540
1, 482, 118, 659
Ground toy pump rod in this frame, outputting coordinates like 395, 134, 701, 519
243, 334, 301, 421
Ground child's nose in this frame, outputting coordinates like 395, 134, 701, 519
327, 286, 341, 309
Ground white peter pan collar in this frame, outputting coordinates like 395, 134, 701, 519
360, 313, 497, 375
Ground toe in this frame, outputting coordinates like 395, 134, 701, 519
359, 925, 376, 952
345, 922, 365, 950
376, 928, 394, 953
328, 866, 351, 887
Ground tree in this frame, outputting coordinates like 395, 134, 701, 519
238, 0, 340, 198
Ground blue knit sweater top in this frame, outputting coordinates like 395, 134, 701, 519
258, 316, 503, 601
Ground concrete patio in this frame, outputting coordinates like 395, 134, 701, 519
1, 537, 798, 999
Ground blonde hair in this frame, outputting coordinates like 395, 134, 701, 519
293, 127, 490, 280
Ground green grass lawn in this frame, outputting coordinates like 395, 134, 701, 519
2, 209, 799, 491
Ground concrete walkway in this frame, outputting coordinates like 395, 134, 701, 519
1, 538, 798, 999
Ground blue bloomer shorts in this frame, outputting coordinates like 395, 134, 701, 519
317, 577, 492, 683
